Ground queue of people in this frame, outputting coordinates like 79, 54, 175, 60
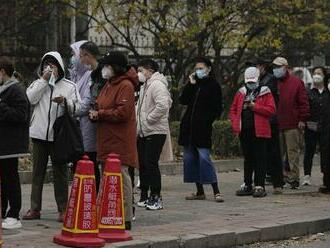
1, 42, 330, 231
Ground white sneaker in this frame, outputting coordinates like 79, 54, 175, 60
2, 217, 22, 229
146, 196, 163, 210
136, 200, 148, 208
302, 175, 312, 186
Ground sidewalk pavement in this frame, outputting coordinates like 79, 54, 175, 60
4, 159, 330, 248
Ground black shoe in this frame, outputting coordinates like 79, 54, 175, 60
253, 186, 267, 198
319, 186, 330, 194
236, 184, 253, 196
125, 221, 131, 230
289, 180, 299, 189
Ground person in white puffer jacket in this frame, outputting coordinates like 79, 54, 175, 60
23, 51, 81, 222
136, 59, 172, 210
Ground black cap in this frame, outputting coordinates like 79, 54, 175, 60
99, 51, 128, 68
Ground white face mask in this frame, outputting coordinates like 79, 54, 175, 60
138, 72, 147, 83
101, 66, 114, 79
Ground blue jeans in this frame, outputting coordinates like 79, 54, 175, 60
183, 146, 218, 184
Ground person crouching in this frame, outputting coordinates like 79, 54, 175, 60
230, 67, 276, 197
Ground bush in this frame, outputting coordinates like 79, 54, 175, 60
170, 119, 241, 160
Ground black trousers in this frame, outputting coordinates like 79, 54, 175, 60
0, 158, 21, 219
240, 129, 268, 188
138, 134, 166, 197
267, 124, 284, 187
320, 131, 330, 188
303, 129, 322, 176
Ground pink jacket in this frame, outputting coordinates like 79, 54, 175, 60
229, 86, 276, 138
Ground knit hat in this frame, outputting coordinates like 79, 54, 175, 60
99, 51, 128, 68
244, 67, 260, 83
272, 57, 288, 66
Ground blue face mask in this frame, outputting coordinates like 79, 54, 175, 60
273, 67, 286, 79
246, 82, 259, 91
195, 69, 208, 79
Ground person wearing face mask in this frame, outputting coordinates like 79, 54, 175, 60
135, 59, 172, 210
79, 41, 106, 109
247, 58, 284, 194
179, 57, 224, 203
272, 57, 310, 189
0, 58, 29, 229
69, 41, 100, 192
88, 51, 138, 230
24, 52, 81, 222
230, 67, 276, 197
302, 67, 328, 186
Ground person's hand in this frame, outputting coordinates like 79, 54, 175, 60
52, 96, 65, 104
246, 101, 255, 110
42, 69, 52, 81
89, 110, 99, 121
298, 121, 305, 130
189, 72, 196, 84
52, 66, 59, 77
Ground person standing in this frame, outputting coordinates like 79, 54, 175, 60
89, 51, 138, 230
179, 57, 224, 203
23, 52, 81, 222
69, 40, 100, 191
273, 57, 310, 189
230, 67, 276, 197
136, 59, 172, 210
0, 58, 29, 229
254, 58, 284, 193
302, 67, 328, 186
79, 41, 106, 108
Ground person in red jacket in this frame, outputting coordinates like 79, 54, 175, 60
230, 67, 276, 197
272, 57, 310, 189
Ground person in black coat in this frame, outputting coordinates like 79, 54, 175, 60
179, 57, 224, 202
0, 58, 30, 229
252, 58, 284, 193
302, 67, 328, 186
316, 68, 330, 194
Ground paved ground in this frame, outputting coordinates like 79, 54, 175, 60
245, 232, 330, 248
3, 163, 330, 247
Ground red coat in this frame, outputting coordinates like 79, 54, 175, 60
96, 68, 139, 167
277, 72, 310, 130
229, 86, 276, 138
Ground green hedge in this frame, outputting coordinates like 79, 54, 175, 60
170, 120, 241, 159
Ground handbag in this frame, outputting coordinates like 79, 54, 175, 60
53, 100, 84, 164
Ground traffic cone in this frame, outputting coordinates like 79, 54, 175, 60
97, 153, 133, 243
53, 155, 105, 247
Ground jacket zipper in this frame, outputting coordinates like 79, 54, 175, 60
189, 87, 201, 145
46, 87, 54, 141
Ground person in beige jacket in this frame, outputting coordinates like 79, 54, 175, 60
136, 59, 172, 210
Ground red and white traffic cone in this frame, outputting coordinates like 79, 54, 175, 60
97, 153, 132, 243
53, 155, 105, 247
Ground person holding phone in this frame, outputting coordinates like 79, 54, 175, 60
178, 57, 224, 203
24, 51, 81, 222
230, 67, 276, 197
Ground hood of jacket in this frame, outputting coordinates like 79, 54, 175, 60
147, 72, 169, 88
69, 40, 90, 82
0, 77, 19, 95
110, 67, 139, 90
38, 51, 65, 82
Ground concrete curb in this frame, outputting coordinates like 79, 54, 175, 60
18, 159, 243, 184
108, 217, 330, 247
